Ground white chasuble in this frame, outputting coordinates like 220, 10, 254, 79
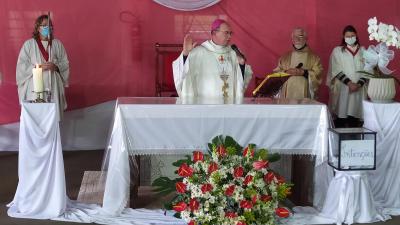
173, 40, 252, 100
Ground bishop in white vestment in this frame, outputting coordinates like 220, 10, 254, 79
16, 15, 69, 120
173, 19, 252, 101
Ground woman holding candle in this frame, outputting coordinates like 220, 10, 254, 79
16, 14, 69, 120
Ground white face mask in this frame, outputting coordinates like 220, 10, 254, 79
345, 36, 357, 46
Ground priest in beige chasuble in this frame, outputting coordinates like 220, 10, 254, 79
274, 28, 323, 99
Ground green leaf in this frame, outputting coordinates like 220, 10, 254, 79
248, 143, 256, 149
358, 70, 376, 77
151, 176, 179, 196
151, 177, 172, 186
243, 211, 255, 223
207, 143, 214, 153
225, 136, 242, 149
244, 188, 257, 198
357, 71, 400, 84
267, 152, 281, 162
172, 155, 192, 167
226, 146, 237, 155
164, 202, 173, 210
211, 135, 224, 146
255, 148, 268, 160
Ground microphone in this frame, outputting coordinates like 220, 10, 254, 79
231, 44, 246, 61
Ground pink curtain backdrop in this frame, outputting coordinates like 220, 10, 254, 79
1, 0, 400, 124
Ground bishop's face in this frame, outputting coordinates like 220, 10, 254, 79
212, 23, 232, 46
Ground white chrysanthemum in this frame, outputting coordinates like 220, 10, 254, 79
260, 168, 268, 174
255, 178, 265, 188
192, 162, 201, 171
209, 196, 216, 204
180, 210, 191, 222
212, 153, 219, 162
190, 185, 204, 198
269, 182, 277, 192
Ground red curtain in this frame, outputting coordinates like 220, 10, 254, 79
1, 0, 399, 124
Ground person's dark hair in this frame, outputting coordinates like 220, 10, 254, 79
341, 25, 359, 49
32, 14, 54, 40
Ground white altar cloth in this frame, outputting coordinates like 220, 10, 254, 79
364, 100, 400, 214
101, 97, 331, 215
6, 102, 186, 225
320, 171, 388, 224
8, 103, 67, 219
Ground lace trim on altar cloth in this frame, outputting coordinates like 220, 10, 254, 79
126, 148, 315, 156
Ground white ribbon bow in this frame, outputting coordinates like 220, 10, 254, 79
363, 42, 395, 75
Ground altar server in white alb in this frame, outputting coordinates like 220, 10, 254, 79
327, 25, 367, 127
173, 19, 253, 99
16, 14, 69, 120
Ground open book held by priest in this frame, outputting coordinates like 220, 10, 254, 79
253, 63, 304, 97
252, 72, 291, 97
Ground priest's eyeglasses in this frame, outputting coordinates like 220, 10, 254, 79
217, 30, 233, 36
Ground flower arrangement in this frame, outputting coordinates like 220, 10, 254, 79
361, 17, 399, 81
152, 135, 292, 225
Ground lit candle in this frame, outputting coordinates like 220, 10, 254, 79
32, 64, 43, 93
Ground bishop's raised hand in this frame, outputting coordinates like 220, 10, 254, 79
182, 34, 197, 56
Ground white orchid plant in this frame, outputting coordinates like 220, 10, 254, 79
368, 17, 400, 48
361, 17, 399, 83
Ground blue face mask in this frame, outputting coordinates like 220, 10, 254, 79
40, 26, 50, 37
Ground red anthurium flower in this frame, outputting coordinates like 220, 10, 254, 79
264, 171, 275, 183
240, 200, 253, 209
173, 201, 187, 212
260, 194, 272, 202
243, 146, 254, 157
201, 183, 213, 193
276, 175, 285, 184
178, 163, 193, 177
252, 160, 269, 170
233, 167, 244, 178
193, 151, 204, 162
176, 182, 187, 193
225, 212, 237, 218
217, 145, 227, 157
237, 221, 247, 225
189, 198, 200, 211
225, 185, 235, 196
188, 220, 196, 225
252, 195, 258, 204
244, 175, 253, 186
275, 207, 290, 218
208, 162, 218, 174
